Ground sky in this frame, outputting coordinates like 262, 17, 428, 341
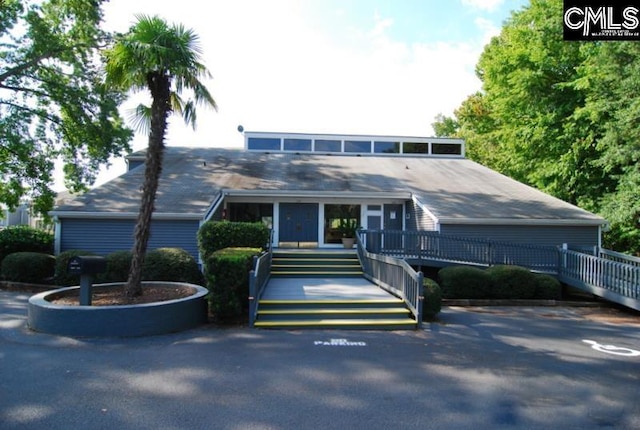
86, 0, 529, 187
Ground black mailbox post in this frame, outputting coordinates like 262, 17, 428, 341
67, 256, 107, 305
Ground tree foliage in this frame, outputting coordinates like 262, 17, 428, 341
433, 0, 640, 254
105, 15, 216, 296
0, 0, 132, 215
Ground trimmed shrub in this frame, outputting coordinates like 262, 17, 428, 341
198, 221, 270, 261
98, 250, 132, 283
486, 265, 537, 299
1, 252, 55, 284
205, 247, 261, 322
0, 226, 53, 264
142, 248, 204, 286
534, 274, 562, 300
438, 266, 491, 299
54, 250, 96, 286
422, 277, 442, 320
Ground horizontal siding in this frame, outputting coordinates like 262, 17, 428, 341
440, 224, 599, 248
60, 218, 200, 260
406, 200, 436, 231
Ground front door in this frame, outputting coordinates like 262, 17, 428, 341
279, 203, 319, 245
384, 204, 404, 250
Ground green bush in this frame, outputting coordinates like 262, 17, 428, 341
486, 265, 537, 299
53, 250, 97, 286
534, 274, 562, 300
0, 226, 53, 264
422, 277, 442, 320
98, 250, 132, 283
1, 252, 55, 284
198, 221, 270, 261
205, 247, 261, 322
438, 266, 491, 299
141, 248, 204, 285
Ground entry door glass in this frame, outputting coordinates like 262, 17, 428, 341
324, 204, 361, 244
279, 203, 319, 243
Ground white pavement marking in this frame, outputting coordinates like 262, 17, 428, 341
582, 339, 640, 357
314, 338, 367, 346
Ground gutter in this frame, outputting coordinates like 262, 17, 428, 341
49, 211, 204, 221
437, 217, 608, 227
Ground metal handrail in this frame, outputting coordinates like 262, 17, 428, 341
248, 231, 274, 327
356, 233, 423, 327
359, 229, 559, 273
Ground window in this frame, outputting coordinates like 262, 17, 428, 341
314, 139, 342, 153
374, 141, 400, 154
402, 142, 429, 154
432, 143, 462, 155
283, 138, 312, 152
344, 140, 371, 153
247, 137, 281, 151
324, 204, 360, 244
228, 203, 273, 228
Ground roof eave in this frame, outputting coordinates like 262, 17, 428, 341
438, 217, 608, 227
50, 211, 204, 221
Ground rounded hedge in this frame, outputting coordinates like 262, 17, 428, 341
438, 266, 491, 299
534, 274, 562, 300
142, 248, 204, 286
485, 265, 537, 299
98, 250, 132, 283
1, 252, 55, 284
422, 277, 442, 320
0, 226, 54, 264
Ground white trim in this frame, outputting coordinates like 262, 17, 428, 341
437, 217, 607, 226
49, 211, 204, 220
203, 192, 224, 221
411, 194, 440, 231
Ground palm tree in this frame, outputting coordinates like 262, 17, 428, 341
105, 15, 216, 297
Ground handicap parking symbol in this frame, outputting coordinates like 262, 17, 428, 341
582, 339, 640, 357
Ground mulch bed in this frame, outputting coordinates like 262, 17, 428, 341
48, 285, 196, 306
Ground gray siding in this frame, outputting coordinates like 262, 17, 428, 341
60, 218, 201, 260
439, 224, 599, 248
407, 200, 437, 232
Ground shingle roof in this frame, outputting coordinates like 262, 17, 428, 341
52, 147, 605, 225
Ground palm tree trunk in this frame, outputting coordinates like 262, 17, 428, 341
125, 72, 171, 297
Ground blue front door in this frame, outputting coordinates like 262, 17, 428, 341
279, 203, 319, 243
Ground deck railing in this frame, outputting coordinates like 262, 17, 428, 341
249, 249, 273, 327
360, 229, 559, 273
356, 234, 423, 327
598, 248, 640, 268
559, 248, 640, 303
358, 229, 640, 311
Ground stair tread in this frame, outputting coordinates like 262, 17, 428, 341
258, 308, 410, 315
260, 298, 404, 305
254, 318, 417, 327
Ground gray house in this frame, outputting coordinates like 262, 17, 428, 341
51, 131, 607, 261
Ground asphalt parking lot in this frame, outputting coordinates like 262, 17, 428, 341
1, 290, 639, 430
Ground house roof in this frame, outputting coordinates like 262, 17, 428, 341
52, 146, 606, 225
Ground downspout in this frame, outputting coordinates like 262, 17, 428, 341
53, 215, 61, 255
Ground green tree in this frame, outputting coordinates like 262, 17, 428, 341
439, 0, 640, 254
105, 15, 217, 297
0, 0, 132, 215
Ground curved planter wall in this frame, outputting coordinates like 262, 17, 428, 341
28, 282, 208, 337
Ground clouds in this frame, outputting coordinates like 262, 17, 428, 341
87, 0, 520, 187
462, 0, 505, 12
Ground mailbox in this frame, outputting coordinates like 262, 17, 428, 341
67, 255, 107, 276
